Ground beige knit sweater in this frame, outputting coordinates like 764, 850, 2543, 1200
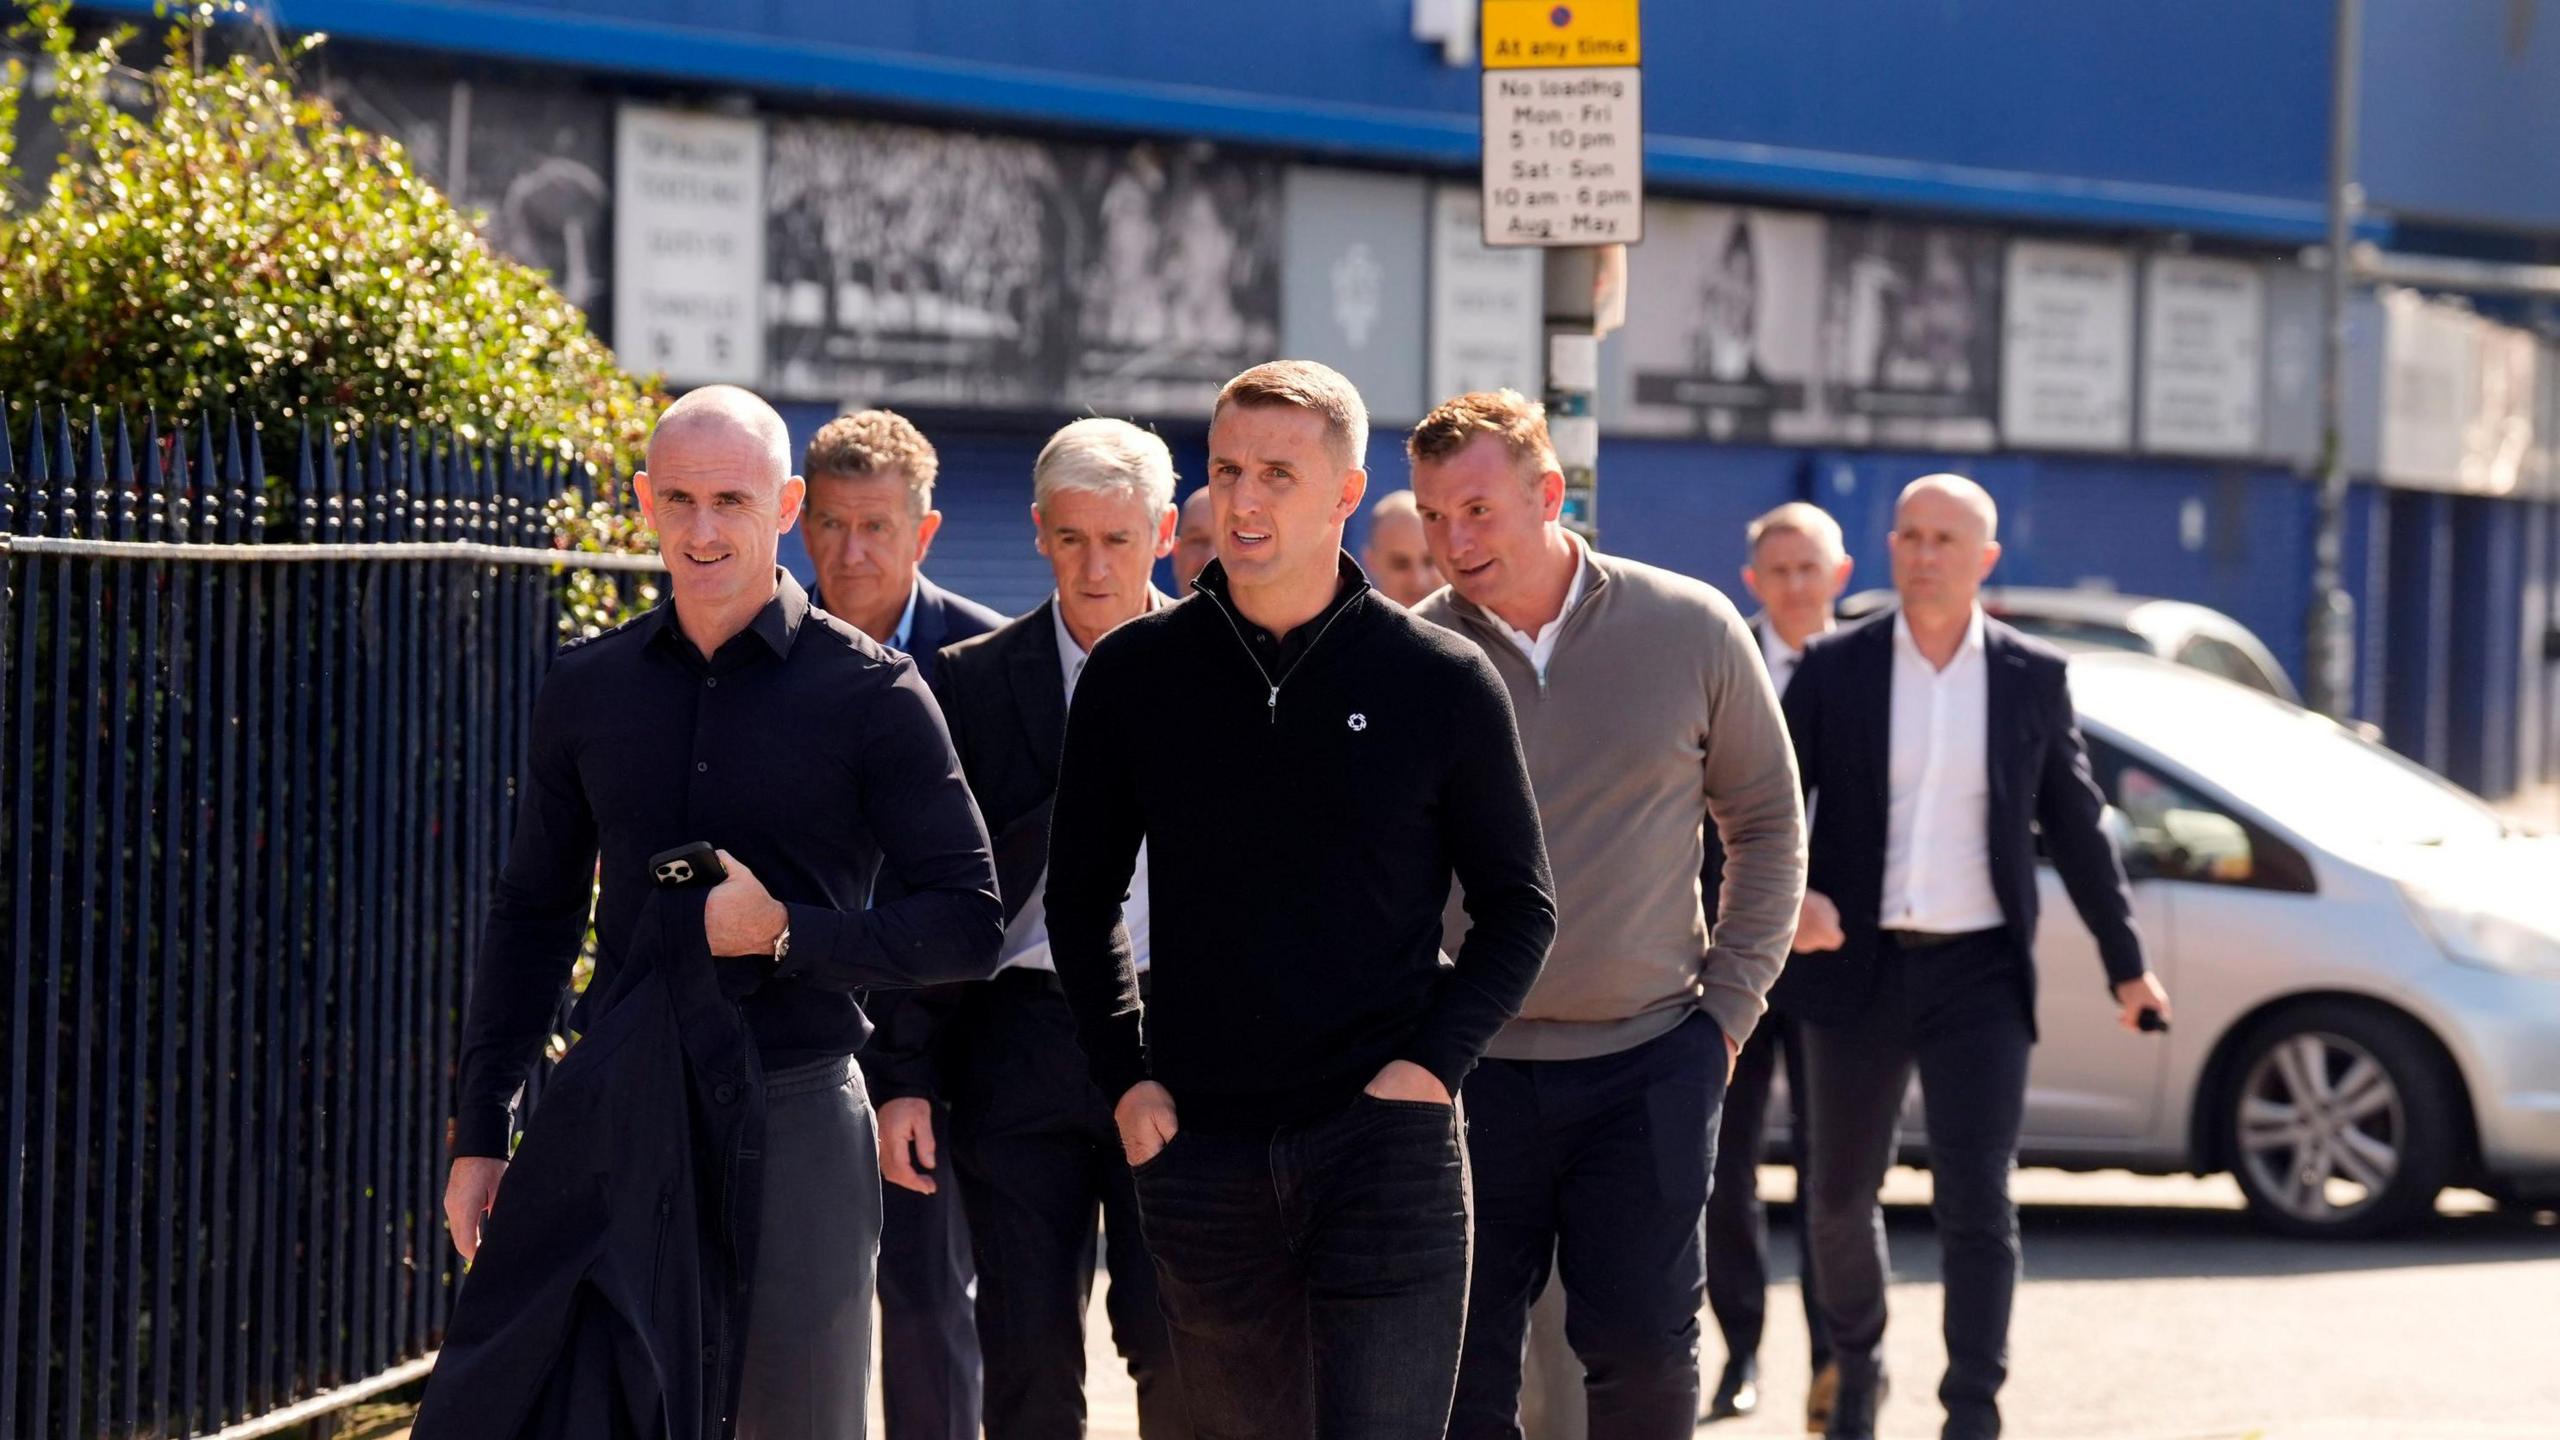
1419, 540, 1806, 1058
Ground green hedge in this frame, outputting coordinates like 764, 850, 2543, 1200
1, 0, 659, 632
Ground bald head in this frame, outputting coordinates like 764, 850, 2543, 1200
1897, 473, 1998, 542
635, 386, 807, 653
1361, 489, 1443, 607
647, 385, 794, 489
1889, 472, 2001, 626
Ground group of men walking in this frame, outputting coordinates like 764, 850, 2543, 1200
420, 358, 2170, 1440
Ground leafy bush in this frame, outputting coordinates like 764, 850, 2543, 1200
1, 0, 660, 629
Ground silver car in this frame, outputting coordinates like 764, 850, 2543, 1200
1841, 585, 2300, 703
1821, 652, 2560, 1238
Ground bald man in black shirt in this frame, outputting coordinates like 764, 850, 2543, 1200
443, 386, 1002, 1436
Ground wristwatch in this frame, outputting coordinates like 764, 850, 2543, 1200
771, 919, 792, 968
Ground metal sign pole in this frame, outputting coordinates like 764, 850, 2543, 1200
2308, 0, 2362, 719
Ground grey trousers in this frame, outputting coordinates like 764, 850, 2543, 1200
737, 1055, 883, 1440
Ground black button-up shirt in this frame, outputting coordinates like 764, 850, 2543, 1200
453, 571, 1002, 1158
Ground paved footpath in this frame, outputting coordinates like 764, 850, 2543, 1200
373, 1170, 2559, 1439
922, 1169, 2558, 1440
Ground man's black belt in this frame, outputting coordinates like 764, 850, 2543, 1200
1883, 926, 2003, 950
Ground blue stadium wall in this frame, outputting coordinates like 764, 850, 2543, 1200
82, 0, 2559, 795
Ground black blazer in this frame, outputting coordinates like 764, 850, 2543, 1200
904, 575, 1008, 688
1765, 610, 2143, 1033
863, 597, 1152, 1101
934, 599, 1076, 922
809, 574, 1005, 689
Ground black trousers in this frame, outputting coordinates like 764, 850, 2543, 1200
1133, 1093, 1472, 1440
1800, 931, 2031, 1440
875, 1101, 980, 1440
1705, 1006, 1830, 1375
1449, 1013, 1729, 1440
948, 970, 1188, 1440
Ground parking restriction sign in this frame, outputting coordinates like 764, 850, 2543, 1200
1480, 1, 1644, 247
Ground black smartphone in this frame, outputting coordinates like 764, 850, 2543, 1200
648, 841, 728, 890
2136, 1009, 2171, 1035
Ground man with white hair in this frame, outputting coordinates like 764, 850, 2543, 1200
1778, 473, 2170, 1440
868, 418, 1192, 1438
1360, 489, 1444, 607
433, 385, 1003, 1437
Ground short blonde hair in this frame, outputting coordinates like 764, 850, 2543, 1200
1033, 418, 1178, 515
1213, 360, 1369, 472
805, 409, 940, 518
1405, 389, 1560, 486
1747, 502, 1846, 563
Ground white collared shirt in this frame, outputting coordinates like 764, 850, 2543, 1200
1759, 623, 1807, 694
1881, 607, 2004, 934
1495, 544, 1590, 681
997, 597, 1151, 975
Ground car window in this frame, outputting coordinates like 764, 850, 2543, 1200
2071, 658, 2503, 857
2174, 635, 2282, 696
2105, 760, 2259, 885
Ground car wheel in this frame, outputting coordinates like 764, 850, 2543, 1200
2224, 1002, 2458, 1239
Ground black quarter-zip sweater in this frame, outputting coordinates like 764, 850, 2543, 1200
1047, 553, 1558, 1129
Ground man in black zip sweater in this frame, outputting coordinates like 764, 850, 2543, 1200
1047, 361, 1558, 1440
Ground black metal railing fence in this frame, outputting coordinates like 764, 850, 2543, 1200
0, 400, 655, 1439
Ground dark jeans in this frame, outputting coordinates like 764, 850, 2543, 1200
1133, 1092, 1472, 1440
1705, 1007, 1831, 1375
949, 971, 1189, 1440
1800, 931, 2031, 1440
737, 1055, 881, 1440
875, 1100, 981, 1440
1449, 1012, 1729, 1440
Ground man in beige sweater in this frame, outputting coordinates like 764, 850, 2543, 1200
1411, 390, 1807, 1440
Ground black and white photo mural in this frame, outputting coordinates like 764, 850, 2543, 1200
764, 117, 1277, 415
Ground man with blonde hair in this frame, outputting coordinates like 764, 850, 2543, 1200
1362, 488, 1445, 607
1048, 362, 1557, 1439
867, 417, 1193, 1438
802, 406, 1008, 1440
1408, 389, 1807, 1440
802, 408, 1007, 686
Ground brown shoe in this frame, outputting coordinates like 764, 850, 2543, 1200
1804, 1361, 1840, 1434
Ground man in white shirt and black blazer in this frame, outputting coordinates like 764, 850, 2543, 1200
1776, 475, 2171, 1440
